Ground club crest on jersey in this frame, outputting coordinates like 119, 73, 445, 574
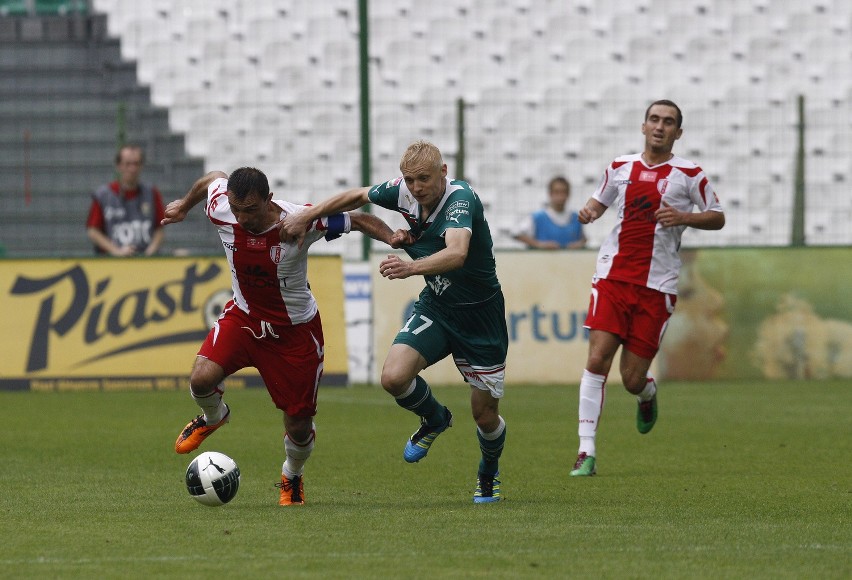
657, 179, 670, 194
246, 237, 266, 249
639, 170, 658, 182
427, 274, 451, 296
269, 244, 285, 264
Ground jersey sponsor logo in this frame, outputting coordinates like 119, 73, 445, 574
246, 237, 266, 249
445, 200, 470, 223
446, 208, 469, 224
657, 179, 670, 195
639, 171, 658, 182
236, 264, 278, 288
624, 194, 657, 223
108, 219, 151, 248
445, 200, 470, 212
269, 244, 285, 264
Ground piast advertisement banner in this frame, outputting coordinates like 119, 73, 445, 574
0, 256, 348, 391
372, 248, 852, 384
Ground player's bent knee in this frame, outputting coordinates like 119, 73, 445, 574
189, 371, 221, 396
189, 374, 218, 395
379, 369, 413, 396
284, 415, 313, 441
585, 353, 614, 375
471, 391, 499, 427
189, 357, 225, 394
622, 375, 646, 394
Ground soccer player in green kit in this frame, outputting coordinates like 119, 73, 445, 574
280, 141, 508, 503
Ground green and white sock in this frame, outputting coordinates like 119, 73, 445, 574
394, 376, 447, 427
477, 416, 506, 476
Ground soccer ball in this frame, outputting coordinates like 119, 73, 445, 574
185, 451, 241, 507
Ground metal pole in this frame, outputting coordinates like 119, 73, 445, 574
791, 94, 805, 247
456, 97, 465, 181
358, 0, 372, 261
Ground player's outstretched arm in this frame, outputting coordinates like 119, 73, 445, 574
389, 229, 416, 248
162, 171, 228, 226
281, 187, 371, 245
349, 211, 397, 246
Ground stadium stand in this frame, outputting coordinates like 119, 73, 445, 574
1, 0, 850, 257
0, 7, 217, 256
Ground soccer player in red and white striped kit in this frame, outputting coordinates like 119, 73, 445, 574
570, 100, 725, 476
163, 167, 403, 504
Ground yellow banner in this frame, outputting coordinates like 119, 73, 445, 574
371, 250, 607, 385
0, 256, 348, 390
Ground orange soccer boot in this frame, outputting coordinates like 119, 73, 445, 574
174, 405, 231, 454
276, 474, 305, 506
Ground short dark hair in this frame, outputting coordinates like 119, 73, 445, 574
548, 175, 570, 193
227, 167, 270, 201
115, 144, 145, 164
645, 99, 683, 128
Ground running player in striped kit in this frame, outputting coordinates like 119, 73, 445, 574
163, 167, 402, 505
570, 100, 726, 476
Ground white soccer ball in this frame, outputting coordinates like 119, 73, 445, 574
185, 451, 241, 507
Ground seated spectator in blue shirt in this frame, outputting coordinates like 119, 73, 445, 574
514, 176, 586, 249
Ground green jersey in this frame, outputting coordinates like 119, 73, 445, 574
368, 176, 501, 307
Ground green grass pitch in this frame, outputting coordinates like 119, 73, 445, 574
2, 381, 849, 578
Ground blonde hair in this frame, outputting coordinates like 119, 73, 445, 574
400, 140, 443, 172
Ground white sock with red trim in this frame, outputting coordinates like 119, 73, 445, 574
578, 369, 606, 457
191, 384, 226, 424
637, 375, 657, 402
282, 424, 316, 478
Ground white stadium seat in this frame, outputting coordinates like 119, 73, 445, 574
88, 0, 852, 248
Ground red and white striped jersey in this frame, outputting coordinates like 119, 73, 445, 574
591, 154, 723, 295
206, 177, 351, 325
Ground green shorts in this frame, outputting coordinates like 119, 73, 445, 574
393, 292, 508, 397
